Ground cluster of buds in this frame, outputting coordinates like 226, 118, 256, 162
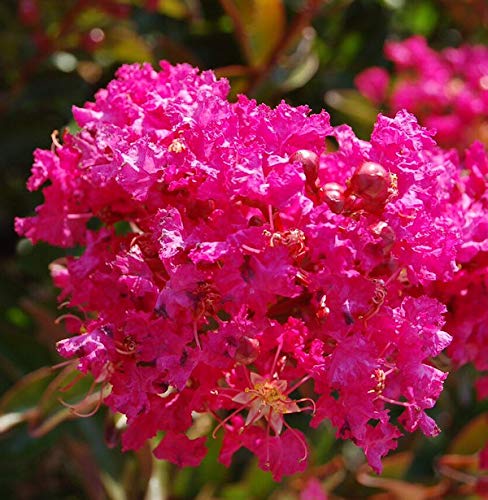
292, 150, 396, 216
323, 161, 397, 216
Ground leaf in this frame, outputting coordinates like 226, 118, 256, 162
357, 453, 449, 499
438, 454, 478, 470
324, 89, 378, 127
0, 411, 34, 434
142, 454, 169, 500
402, 1, 439, 36
129, 0, 189, 18
279, 53, 319, 93
0, 364, 71, 435
100, 470, 128, 500
221, 0, 285, 67
0, 363, 98, 436
448, 413, 488, 455
156, 0, 189, 19
97, 26, 154, 64
379, 451, 414, 479
0, 365, 54, 415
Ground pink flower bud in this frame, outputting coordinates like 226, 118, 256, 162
235, 336, 260, 365
290, 150, 319, 185
349, 161, 390, 202
321, 182, 345, 214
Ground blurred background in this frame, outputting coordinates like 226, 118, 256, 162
0, 0, 487, 498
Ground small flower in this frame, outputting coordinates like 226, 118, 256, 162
212, 364, 314, 477
229, 372, 311, 436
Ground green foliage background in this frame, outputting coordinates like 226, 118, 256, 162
0, 1, 487, 498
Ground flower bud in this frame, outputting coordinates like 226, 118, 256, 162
321, 182, 345, 214
349, 161, 390, 202
235, 336, 260, 365
290, 150, 319, 184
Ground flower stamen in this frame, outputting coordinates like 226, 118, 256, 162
263, 228, 308, 260
58, 379, 108, 418
283, 419, 309, 463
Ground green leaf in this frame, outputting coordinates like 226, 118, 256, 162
100, 470, 128, 500
401, 1, 439, 36
156, 0, 189, 19
0, 364, 98, 436
0, 364, 70, 435
97, 26, 154, 64
379, 452, 414, 479
357, 452, 449, 499
413, 3, 439, 35
221, 484, 250, 500
324, 89, 378, 126
0, 366, 54, 415
279, 53, 319, 93
448, 413, 488, 455
223, 0, 286, 67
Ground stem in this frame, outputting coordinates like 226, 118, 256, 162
286, 374, 311, 395
378, 395, 412, 408
265, 407, 272, 467
211, 397, 258, 439
283, 420, 309, 463
270, 341, 283, 376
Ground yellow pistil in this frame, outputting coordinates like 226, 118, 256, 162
247, 379, 291, 414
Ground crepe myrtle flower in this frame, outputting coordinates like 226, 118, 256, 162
16, 60, 468, 480
356, 36, 488, 150
210, 342, 316, 476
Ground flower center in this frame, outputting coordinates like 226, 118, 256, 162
168, 138, 186, 153
263, 228, 307, 259
248, 379, 290, 413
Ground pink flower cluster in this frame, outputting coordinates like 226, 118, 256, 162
356, 36, 488, 150
17, 62, 468, 480
434, 141, 488, 401
357, 36, 488, 413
